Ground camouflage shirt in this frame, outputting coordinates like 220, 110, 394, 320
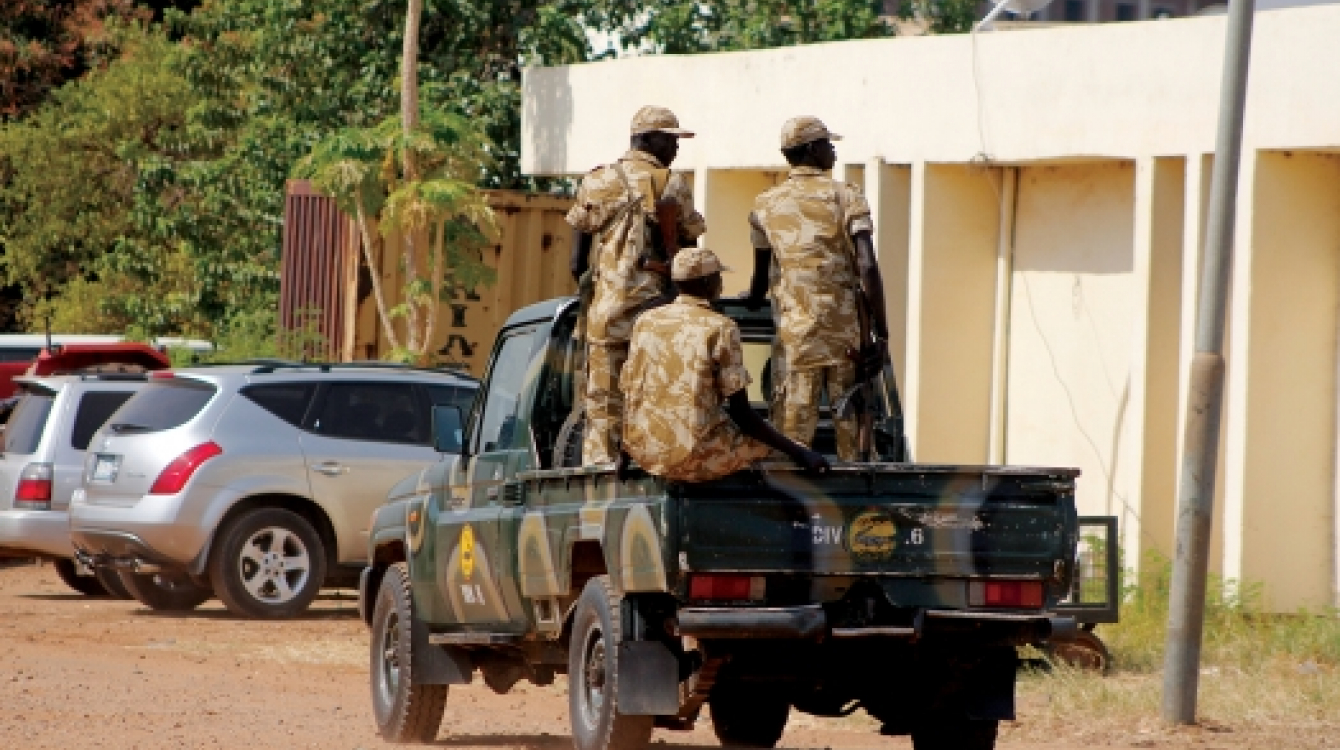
621, 295, 759, 481
749, 166, 874, 369
566, 150, 706, 345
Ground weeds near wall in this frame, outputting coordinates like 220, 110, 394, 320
1006, 554, 1340, 747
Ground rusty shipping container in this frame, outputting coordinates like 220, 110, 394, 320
281, 181, 575, 375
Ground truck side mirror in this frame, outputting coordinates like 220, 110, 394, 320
431, 405, 465, 455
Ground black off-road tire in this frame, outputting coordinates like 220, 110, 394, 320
208, 508, 327, 619
709, 687, 790, 748
94, 567, 133, 599
53, 558, 107, 596
911, 718, 999, 750
568, 576, 654, 750
119, 571, 212, 611
370, 562, 448, 743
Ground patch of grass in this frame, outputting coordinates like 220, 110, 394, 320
1006, 554, 1340, 747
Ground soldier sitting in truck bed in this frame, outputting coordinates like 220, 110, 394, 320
618, 247, 829, 481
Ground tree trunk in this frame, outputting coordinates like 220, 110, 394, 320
355, 202, 402, 353
400, 0, 423, 356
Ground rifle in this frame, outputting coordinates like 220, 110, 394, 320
640, 197, 682, 280
834, 290, 909, 463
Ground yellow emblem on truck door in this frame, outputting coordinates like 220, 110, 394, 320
460, 525, 476, 579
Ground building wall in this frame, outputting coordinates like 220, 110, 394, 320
521, 7, 1340, 609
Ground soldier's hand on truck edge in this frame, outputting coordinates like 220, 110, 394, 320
615, 450, 633, 482
796, 447, 830, 475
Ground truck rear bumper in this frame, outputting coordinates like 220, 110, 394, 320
677, 605, 1075, 642
679, 605, 827, 639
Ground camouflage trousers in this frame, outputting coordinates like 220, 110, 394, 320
583, 342, 628, 465
629, 423, 774, 483
772, 360, 858, 461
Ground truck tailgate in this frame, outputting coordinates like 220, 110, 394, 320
677, 464, 1078, 580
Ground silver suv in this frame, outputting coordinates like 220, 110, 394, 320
70, 363, 477, 618
0, 374, 148, 598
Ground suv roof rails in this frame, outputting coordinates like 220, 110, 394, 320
77, 372, 150, 382
246, 361, 477, 379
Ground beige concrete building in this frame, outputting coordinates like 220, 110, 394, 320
522, 7, 1340, 611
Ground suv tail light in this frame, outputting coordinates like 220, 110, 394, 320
969, 580, 1045, 609
689, 574, 766, 602
14, 463, 53, 510
148, 442, 223, 495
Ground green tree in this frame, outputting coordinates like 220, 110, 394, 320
0, 25, 280, 340
295, 110, 497, 363
592, 0, 896, 55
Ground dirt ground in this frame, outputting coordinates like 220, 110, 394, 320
0, 562, 1319, 750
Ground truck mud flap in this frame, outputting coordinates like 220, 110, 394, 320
412, 614, 473, 685
616, 641, 681, 715
677, 605, 827, 639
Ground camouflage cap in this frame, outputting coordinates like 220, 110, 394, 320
672, 247, 730, 281
631, 105, 695, 137
780, 115, 842, 150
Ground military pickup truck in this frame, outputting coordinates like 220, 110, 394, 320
359, 297, 1083, 750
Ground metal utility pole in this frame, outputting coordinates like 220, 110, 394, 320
1161, 0, 1257, 725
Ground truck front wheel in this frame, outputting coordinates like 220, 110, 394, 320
911, 718, 998, 750
709, 686, 789, 747
568, 576, 653, 750
370, 562, 448, 743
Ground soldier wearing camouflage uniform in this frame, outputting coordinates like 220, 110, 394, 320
745, 116, 890, 462
567, 105, 706, 465
620, 247, 828, 482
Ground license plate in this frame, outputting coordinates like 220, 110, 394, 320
91, 454, 121, 482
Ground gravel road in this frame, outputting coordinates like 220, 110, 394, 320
0, 561, 1247, 750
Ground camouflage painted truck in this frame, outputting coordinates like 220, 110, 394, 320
359, 297, 1083, 750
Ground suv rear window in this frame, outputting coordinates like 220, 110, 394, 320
1, 391, 55, 454
241, 384, 314, 427
109, 380, 217, 433
70, 391, 138, 450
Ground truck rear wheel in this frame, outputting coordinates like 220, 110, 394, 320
370, 562, 448, 743
709, 687, 789, 748
911, 718, 998, 750
568, 576, 653, 750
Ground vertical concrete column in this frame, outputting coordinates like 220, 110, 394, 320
1088, 0, 1103, 23
866, 158, 913, 396
1219, 149, 1255, 597
904, 161, 928, 455
913, 164, 999, 464
1130, 157, 1187, 566
988, 168, 1016, 465
1231, 151, 1340, 610
1139, 0, 1153, 19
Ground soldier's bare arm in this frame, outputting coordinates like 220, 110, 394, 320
724, 391, 829, 473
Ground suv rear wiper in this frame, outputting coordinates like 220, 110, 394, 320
109, 423, 154, 434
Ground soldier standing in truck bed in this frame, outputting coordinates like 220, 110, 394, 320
619, 247, 828, 482
566, 105, 706, 465
744, 116, 890, 462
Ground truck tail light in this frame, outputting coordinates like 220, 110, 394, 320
148, 442, 222, 495
14, 463, 53, 510
969, 580, 1044, 608
689, 574, 765, 602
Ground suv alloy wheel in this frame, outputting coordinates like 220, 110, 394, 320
209, 508, 326, 619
